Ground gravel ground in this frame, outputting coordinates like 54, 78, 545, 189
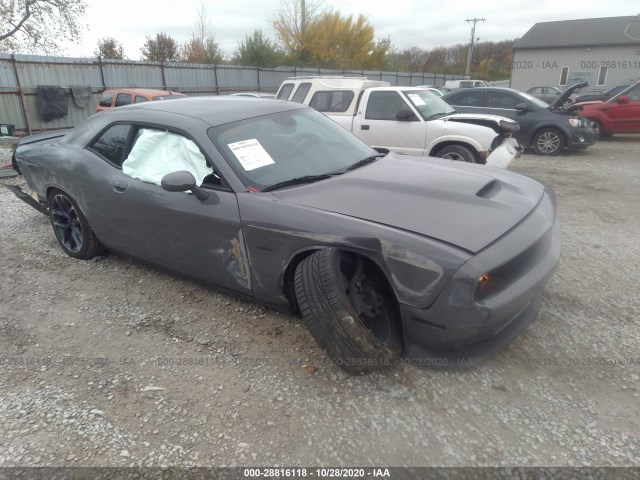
0, 138, 639, 469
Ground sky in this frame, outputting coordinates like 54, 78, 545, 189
65, 0, 640, 59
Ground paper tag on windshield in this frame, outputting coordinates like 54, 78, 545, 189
407, 94, 426, 106
228, 139, 275, 171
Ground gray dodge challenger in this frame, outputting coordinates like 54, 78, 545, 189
8, 96, 561, 372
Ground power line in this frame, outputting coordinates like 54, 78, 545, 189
465, 17, 485, 76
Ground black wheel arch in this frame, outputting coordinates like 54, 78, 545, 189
283, 246, 402, 321
429, 141, 481, 162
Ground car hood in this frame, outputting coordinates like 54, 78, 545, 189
443, 112, 520, 134
273, 153, 544, 253
549, 81, 588, 109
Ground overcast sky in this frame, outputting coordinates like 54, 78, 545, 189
66, 0, 639, 59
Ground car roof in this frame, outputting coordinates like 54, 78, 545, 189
105, 96, 306, 126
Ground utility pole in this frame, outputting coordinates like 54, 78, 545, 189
465, 17, 485, 77
301, 0, 306, 35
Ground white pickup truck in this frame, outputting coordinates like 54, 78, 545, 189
276, 77, 521, 167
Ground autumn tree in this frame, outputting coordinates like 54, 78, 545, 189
233, 30, 282, 67
0, 0, 87, 54
272, 0, 323, 64
181, 1, 223, 63
140, 32, 180, 62
94, 37, 126, 60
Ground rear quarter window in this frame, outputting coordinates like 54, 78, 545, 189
277, 83, 295, 100
89, 124, 131, 166
309, 91, 354, 112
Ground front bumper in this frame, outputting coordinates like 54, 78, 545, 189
566, 125, 597, 149
401, 189, 561, 368
486, 137, 522, 169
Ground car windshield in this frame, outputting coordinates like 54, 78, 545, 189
402, 89, 455, 120
518, 91, 550, 108
208, 108, 377, 191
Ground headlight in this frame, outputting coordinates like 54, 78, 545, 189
569, 117, 589, 128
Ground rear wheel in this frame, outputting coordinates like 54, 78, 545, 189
49, 190, 103, 259
294, 248, 402, 373
435, 145, 476, 163
532, 128, 564, 155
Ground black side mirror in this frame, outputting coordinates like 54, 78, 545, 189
161, 170, 209, 201
396, 109, 418, 121
514, 102, 530, 112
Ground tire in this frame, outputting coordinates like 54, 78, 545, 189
48, 189, 104, 259
592, 120, 610, 139
294, 248, 402, 373
435, 145, 476, 163
561, 100, 572, 110
532, 128, 565, 155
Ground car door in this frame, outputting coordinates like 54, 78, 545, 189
84, 123, 252, 295
602, 84, 640, 132
353, 90, 426, 155
483, 90, 536, 145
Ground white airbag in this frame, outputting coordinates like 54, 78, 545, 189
123, 129, 212, 185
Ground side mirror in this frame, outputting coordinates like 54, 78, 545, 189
615, 95, 630, 104
161, 170, 209, 201
514, 102, 530, 112
396, 109, 418, 121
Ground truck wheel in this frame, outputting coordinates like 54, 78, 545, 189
49, 189, 104, 260
294, 248, 401, 373
435, 145, 476, 163
532, 128, 564, 155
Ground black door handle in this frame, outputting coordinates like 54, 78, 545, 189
111, 180, 128, 192
361, 125, 370, 130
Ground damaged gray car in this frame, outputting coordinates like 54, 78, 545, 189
8, 96, 561, 372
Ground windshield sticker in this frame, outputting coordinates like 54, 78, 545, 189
228, 139, 275, 171
407, 94, 426, 106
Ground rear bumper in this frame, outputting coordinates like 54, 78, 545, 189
400, 190, 561, 368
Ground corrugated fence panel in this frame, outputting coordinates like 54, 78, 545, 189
163, 63, 216, 95
216, 65, 260, 94
0, 53, 466, 133
0, 94, 26, 130
101, 60, 164, 90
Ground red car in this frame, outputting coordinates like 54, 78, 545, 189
96, 88, 185, 112
574, 82, 640, 138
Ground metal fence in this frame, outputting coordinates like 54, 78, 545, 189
0, 53, 464, 135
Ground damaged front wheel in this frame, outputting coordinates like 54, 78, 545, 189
294, 248, 402, 373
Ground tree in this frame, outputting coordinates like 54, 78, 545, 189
140, 32, 179, 62
94, 37, 126, 60
275, 9, 389, 69
272, 0, 323, 64
233, 30, 282, 67
181, 1, 223, 63
182, 37, 223, 64
0, 0, 87, 54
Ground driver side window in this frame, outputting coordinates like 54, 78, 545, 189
365, 91, 410, 120
121, 128, 222, 188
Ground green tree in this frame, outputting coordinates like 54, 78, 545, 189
94, 37, 126, 60
0, 0, 87, 54
140, 32, 179, 62
233, 30, 282, 67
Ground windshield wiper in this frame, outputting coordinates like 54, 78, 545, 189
262, 174, 334, 192
345, 153, 386, 171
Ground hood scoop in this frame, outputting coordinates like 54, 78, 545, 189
476, 180, 502, 199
